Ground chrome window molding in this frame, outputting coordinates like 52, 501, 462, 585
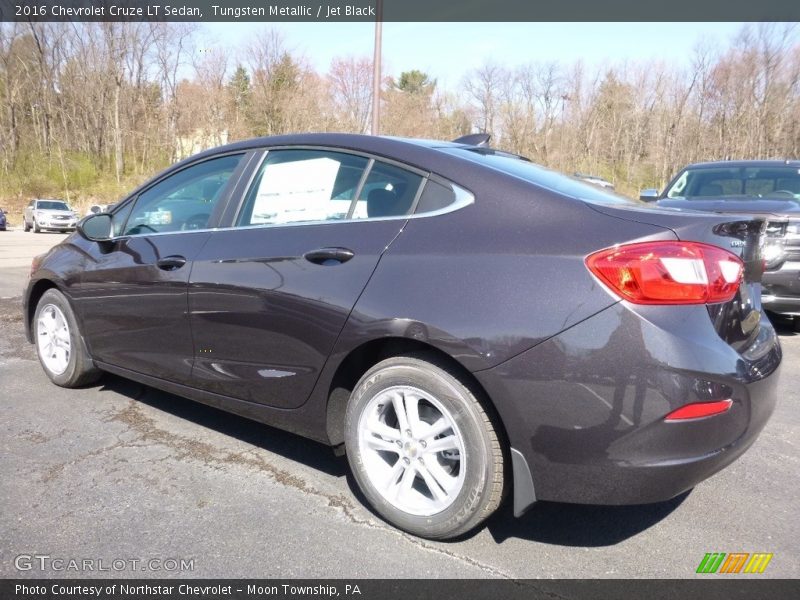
104, 187, 474, 241
104, 145, 475, 241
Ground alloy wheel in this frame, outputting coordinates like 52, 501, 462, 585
357, 385, 466, 516
36, 303, 72, 375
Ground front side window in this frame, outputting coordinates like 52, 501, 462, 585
122, 154, 244, 236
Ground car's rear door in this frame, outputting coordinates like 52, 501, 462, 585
187, 148, 424, 408
73, 152, 250, 383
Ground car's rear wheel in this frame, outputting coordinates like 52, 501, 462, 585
23, 219, 30, 232
34, 289, 101, 387
344, 354, 504, 539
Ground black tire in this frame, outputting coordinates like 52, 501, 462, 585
33, 219, 41, 233
23, 219, 30, 232
344, 354, 504, 539
33, 288, 102, 388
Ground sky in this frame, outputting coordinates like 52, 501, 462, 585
199, 22, 749, 89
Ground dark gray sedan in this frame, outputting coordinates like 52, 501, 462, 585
23, 134, 781, 539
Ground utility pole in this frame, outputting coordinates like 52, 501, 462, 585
370, 0, 383, 135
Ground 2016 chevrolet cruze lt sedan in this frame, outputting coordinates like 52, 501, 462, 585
24, 134, 781, 539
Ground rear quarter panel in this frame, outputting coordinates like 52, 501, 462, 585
337, 177, 678, 373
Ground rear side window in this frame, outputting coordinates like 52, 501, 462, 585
415, 180, 457, 214
350, 161, 423, 220
237, 150, 371, 226
237, 150, 426, 226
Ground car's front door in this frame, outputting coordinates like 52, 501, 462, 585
73, 153, 248, 383
188, 148, 425, 408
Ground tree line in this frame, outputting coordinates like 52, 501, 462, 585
0, 22, 798, 213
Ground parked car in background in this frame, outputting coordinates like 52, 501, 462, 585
642, 160, 800, 323
0, 208, 7, 231
574, 172, 615, 190
23, 199, 79, 233
24, 134, 781, 539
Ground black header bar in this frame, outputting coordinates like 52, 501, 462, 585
1, 0, 799, 22
3, 579, 800, 600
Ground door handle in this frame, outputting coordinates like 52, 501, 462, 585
303, 247, 355, 265
156, 255, 187, 271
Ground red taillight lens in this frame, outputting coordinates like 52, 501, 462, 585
585, 241, 743, 305
664, 399, 733, 421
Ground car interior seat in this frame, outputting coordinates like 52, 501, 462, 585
367, 188, 413, 218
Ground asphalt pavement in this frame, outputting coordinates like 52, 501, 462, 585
0, 228, 797, 578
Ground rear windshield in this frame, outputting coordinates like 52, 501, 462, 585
36, 200, 70, 210
666, 166, 800, 201
443, 148, 638, 206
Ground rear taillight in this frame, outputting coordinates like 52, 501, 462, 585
664, 399, 733, 421
585, 241, 743, 305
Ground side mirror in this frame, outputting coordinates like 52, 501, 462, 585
78, 213, 113, 242
639, 188, 660, 202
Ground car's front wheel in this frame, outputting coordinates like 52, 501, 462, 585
33, 219, 41, 233
34, 289, 101, 387
344, 354, 504, 539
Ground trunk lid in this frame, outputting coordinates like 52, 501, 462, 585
587, 203, 767, 353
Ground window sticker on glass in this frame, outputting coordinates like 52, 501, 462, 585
251, 157, 341, 225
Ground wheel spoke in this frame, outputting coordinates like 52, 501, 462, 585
404, 393, 424, 438
366, 418, 401, 442
391, 392, 410, 434
384, 459, 405, 492
425, 417, 452, 438
396, 463, 417, 500
55, 346, 69, 365
424, 435, 460, 455
425, 459, 459, 493
365, 436, 400, 454
417, 463, 448, 502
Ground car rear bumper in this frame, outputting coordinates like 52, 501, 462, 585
763, 263, 800, 315
474, 302, 781, 513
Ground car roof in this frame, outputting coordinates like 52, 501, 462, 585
160, 133, 522, 188
682, 159, 800, 169
190, 133, 465, 156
